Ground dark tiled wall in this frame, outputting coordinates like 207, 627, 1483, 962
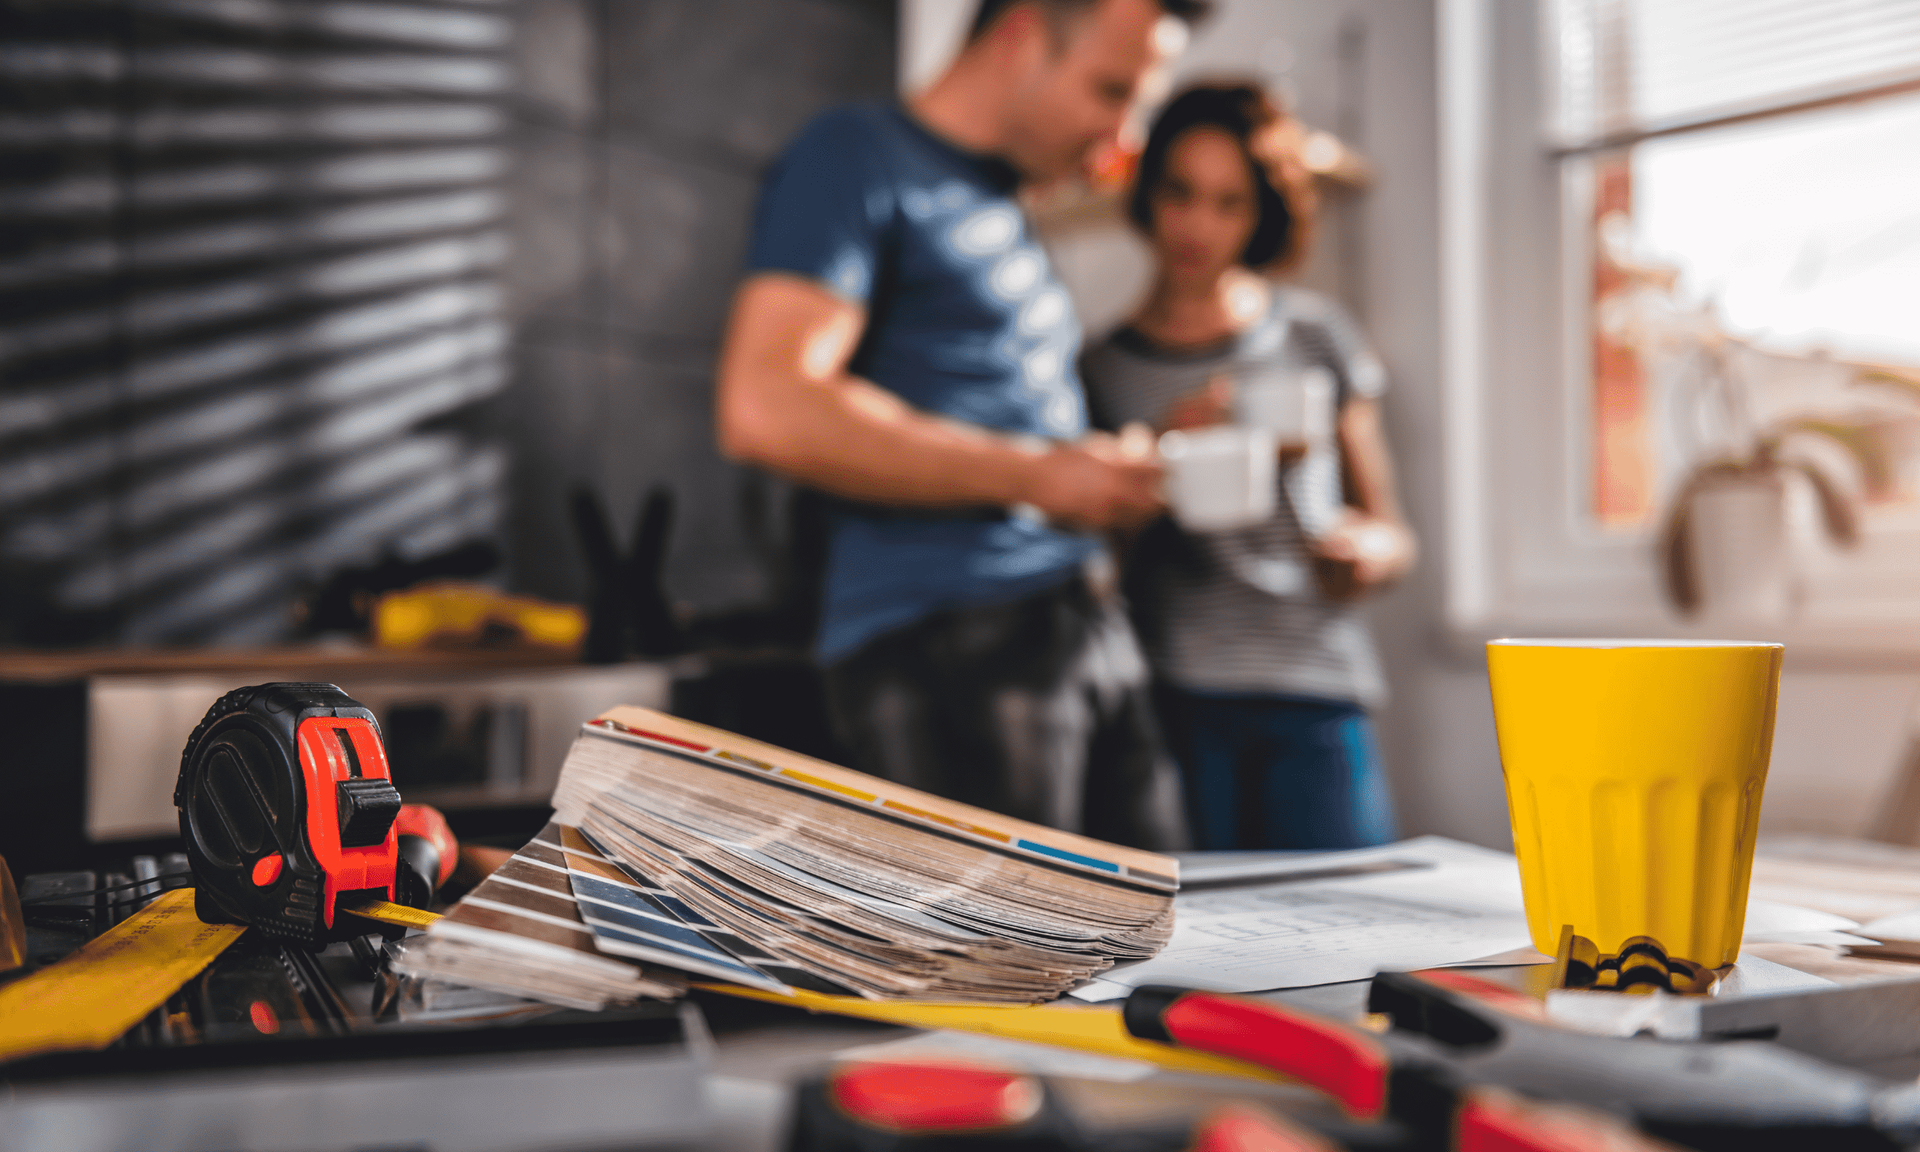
501, 0, 896, 614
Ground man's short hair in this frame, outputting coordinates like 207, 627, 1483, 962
967, 0, 1212, 43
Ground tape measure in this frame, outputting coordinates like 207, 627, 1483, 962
174, 682, 446, 945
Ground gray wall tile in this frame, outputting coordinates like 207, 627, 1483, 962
602, 0, 896, 169
515, 0, 599, 127
601, 142, 756, 345
506, 125, 594, 323
501, 0, 895, 621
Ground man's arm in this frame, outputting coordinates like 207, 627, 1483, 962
716, 273, 1163, 530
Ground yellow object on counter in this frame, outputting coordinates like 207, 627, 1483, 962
372, 581, 587, 651
0, 889, 245, 1063
1487, 638, 1784, 969
702, 983, 1283, 1083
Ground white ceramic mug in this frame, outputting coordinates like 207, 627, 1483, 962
1160, 426, 1277, 532
1237, 365, 1335, 446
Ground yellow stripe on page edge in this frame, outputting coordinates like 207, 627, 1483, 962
0, 888, 244, 1064
698, 983, 1284, 1083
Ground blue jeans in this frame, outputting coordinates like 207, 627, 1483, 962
1156, 687, 1397, 851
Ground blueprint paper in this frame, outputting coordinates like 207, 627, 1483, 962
1070, 837, 1547, 999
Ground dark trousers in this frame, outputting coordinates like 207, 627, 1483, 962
1156, 686, 1397, 851
823, 575, 1188, 851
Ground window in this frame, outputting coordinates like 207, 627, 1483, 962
1555, 0, 1920, 535
1439, 0, 1920, 646
1582, 98, 1920, 537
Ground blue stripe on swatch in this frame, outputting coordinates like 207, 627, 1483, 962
1015, 839, 1119, 873
583, 916, 764, 978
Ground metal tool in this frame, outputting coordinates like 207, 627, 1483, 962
1560, 967, 1920, 1072
1125, 972, 1920, 1151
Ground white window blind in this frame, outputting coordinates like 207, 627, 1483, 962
1551, 0, 1920, 149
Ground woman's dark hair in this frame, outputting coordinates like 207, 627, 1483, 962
1128, 84, 1295, 269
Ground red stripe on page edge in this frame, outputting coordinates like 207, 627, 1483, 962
587, 718, 711, 754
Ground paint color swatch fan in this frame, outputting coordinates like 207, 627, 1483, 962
407, 706, 1180, 1006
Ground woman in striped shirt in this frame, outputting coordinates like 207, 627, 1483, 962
1082, 84, 1417, 850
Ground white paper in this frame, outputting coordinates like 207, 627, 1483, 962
1741, 898, 1875, 946
1070, 836, 1539, 999
1068, 839, 1861, 1001
1859, 908, 1920, 942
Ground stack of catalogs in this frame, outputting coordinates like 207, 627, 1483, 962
548, 707, 1180, 1004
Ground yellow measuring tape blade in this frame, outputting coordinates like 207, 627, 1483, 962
339, 899, 443, 932
697, 983, 1283, 1083
0, 888, 245, 1063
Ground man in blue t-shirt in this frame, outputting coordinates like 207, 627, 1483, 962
716, 0, 1205, 848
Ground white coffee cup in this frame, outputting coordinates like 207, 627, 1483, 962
1160, 426, 1277, 532
1238, 365, 1335, 446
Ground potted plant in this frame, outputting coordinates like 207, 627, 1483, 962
1660, 411, 1910, 618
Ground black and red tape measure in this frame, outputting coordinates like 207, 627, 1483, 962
174, 682, 450, 945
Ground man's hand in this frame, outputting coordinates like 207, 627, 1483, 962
1023, 429, 1165, 531
1311, 512, 1416, 602
1159, 373, 1235, 432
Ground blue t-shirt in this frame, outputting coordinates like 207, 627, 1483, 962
744, 103, 1097, 663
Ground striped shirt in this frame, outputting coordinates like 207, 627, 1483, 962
1082, 285, 1388, 707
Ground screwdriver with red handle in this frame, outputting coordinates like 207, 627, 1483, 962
788, 1054, 1670, 1151
1122, 971, 1920, 1151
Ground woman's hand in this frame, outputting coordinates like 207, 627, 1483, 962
1310, 512, 1417, 602
1158, 374, 1309, 462
1311, 398, 1415, 600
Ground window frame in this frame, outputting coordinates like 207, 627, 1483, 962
1440, 0, 1920, 663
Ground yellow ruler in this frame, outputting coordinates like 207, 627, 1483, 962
0, 888, 245, 1063
340, 899, 443, 932
700, 983, 1283, 1083
0, 886, 1257, 1081
349, 892, 1248, 1079
351, 900, 1240, 1081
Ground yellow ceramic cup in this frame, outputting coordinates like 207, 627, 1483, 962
1487, 638, 1783, 969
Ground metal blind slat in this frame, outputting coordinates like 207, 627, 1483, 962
1554, 0, 1920, 147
